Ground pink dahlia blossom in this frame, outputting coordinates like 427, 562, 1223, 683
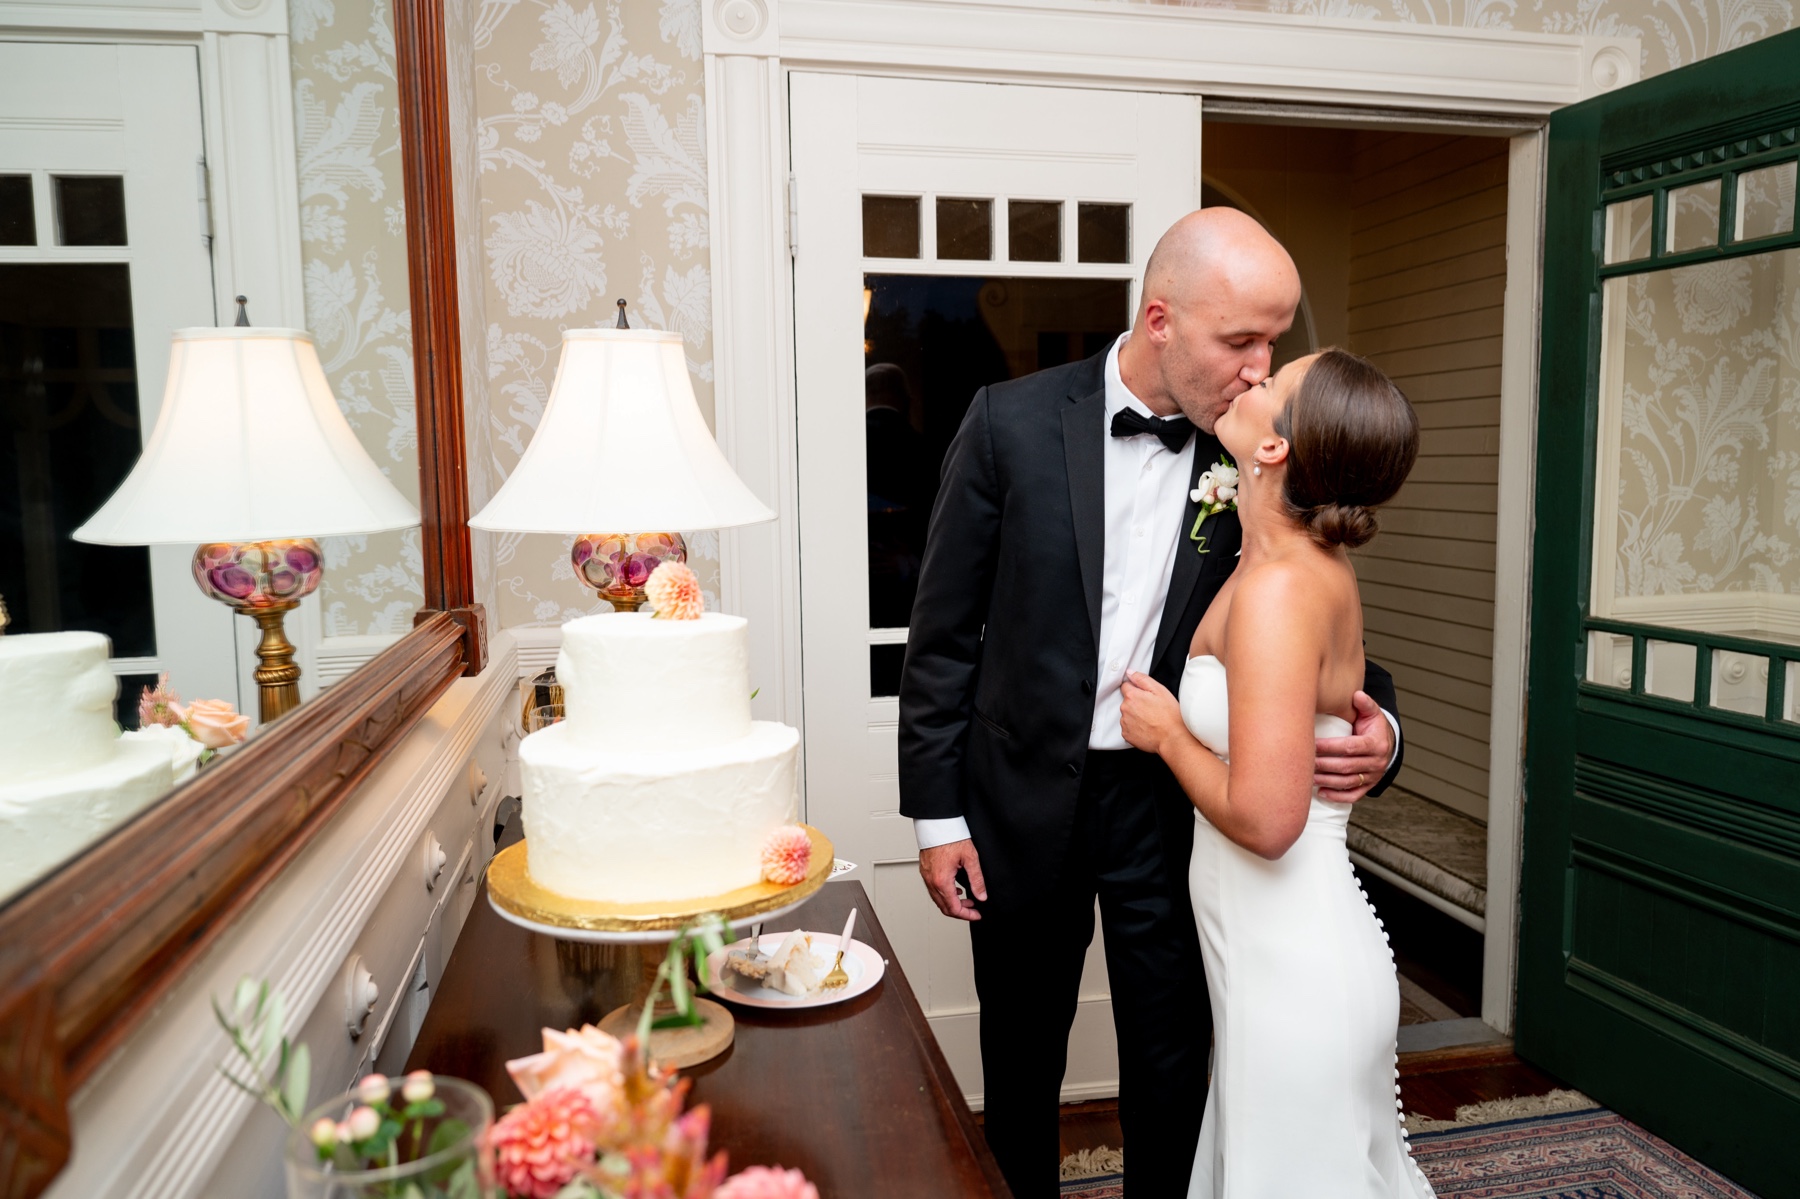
645, 561, 704, 620
490, 1086, 605, 1199
716, 1166, 820, 1199
759, 826, 812, 886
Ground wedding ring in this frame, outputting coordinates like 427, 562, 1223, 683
1358, 772, 1367, 787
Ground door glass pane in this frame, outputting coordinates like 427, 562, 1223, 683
1078, 202, 1131, 263
1665, 179, 1721, 254
0, 176, 33, 245
1734, 161, 1796, 242
54, 175, 127, 246
1586, 630, 1633, 689
870, 643, 904, 698
936, 198, 992, 260
863, 195, 920, 259
1709, 649, 1767, 715
1603, 195, 1652, 264
0, 263, 154, 655
1008, 200, 1061, 262
1591, 247, 1800, 649
864, 274, 1131, 626
1645, 640, 1696, 701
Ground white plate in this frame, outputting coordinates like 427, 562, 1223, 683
704, 932, 886, 1009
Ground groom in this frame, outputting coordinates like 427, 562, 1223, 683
897, 208, 1404, 1198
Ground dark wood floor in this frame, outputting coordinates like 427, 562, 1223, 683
1038, 1044, 1569, 1156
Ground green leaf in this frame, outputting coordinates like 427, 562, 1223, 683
233, 977, 262, 1018
427, 1117, 471, 1157
402, 1097, 446, 1121
260, 991, 286, 1061
282, 1043, 310, 1123
650, 1009, 704, 1030
668, 954, 691, 1013
447, 1160, 482, 1199
400, 1185, 427, 1199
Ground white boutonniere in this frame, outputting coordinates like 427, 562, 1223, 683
1188, 457, 1239, 554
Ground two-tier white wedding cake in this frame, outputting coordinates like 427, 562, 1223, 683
519, 611, 801, 903
0, 631, 175, 900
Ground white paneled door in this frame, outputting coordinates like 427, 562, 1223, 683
0, 43, 234, 706
791, 73, 1201, 1101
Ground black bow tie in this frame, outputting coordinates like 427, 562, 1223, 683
1110, 408, 1195, 454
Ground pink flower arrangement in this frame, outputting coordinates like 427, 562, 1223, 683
645, 561, 705, 621
716, 1166, 821, 1199
490, 1032, 816, 1199
139, 674, 185, 729
759, 826, 813, 886
491, 1085, 609, 1199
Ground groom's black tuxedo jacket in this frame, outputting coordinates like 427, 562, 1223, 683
897, 348, 1403, 916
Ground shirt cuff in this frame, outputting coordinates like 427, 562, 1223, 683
914, 816, 973, 851
1383, 708, 1402, 771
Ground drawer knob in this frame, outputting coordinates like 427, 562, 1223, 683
345, 955, 378, 1040
424, 834, 448, 891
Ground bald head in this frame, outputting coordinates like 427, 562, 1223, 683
1119, 208, 1303, 430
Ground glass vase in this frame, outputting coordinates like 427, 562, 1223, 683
285, 1075, 494, 1199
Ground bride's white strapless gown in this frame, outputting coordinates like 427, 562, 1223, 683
1180, 655, 1435, 1199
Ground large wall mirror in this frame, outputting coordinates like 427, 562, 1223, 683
0, 1, 479, 1184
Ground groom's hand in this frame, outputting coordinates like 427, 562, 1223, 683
1313, 690, 1393, 803
920, 839, 987, 921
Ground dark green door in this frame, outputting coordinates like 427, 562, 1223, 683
1518, 29, 1800, 1198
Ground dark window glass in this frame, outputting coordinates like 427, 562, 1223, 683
54, 176, 127, 246
864, 274, 1131, 627
870, 644, 905, 698
0, 263, 154, 655
1078, 202, 1131, 264
0, 177, 34, 246
862, 195, 920, 259
1008, 200, 1061, 262
936, 198, 992, 261
115, 672, 158, 729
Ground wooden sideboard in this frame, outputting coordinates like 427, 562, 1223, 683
406, 845, 1011, 1198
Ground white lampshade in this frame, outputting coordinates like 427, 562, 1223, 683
469, 328, 774, 534
73, 327, 419, 545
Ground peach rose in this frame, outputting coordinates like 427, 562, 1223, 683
184, 698, 249, 749
505, 1024, 625, 1109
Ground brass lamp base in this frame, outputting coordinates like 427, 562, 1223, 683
248, 601, 302, 723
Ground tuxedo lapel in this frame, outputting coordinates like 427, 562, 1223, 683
1062, 383, 1106, 653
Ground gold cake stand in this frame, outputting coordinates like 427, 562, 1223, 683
486, 825, 835, 1067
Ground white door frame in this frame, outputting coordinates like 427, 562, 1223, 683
2, 0, 318, 711
706, 0, 1628, 1060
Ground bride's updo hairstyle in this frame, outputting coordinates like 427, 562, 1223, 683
1273, 348, 1419, 550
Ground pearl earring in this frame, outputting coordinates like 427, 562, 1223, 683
1253, 464, 1261, 476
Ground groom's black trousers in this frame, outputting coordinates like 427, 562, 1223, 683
968, 748, 1211, 1199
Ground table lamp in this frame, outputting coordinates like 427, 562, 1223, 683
468, 301, 774, 611
73, 298, 420, 724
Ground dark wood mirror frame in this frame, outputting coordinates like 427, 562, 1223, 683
0, 4, 480, 1192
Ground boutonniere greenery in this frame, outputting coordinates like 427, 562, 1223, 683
1189, 456, 1240, 555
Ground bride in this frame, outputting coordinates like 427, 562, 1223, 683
1119, 347, 1432, 1198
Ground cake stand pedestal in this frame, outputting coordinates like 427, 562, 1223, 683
484, 825, 834, 1068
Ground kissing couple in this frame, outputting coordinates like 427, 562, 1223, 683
899, 207, 1434, 1198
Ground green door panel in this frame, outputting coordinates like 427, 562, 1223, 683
1520, 27, 1800, 1199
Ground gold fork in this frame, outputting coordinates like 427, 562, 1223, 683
821, 906, 858, 989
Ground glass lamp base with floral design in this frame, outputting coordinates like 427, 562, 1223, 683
570, 532, 685, 613
192, 539, 325, 724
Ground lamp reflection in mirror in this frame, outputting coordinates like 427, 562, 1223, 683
469, 301, 773, 613
72, 299, 419, 724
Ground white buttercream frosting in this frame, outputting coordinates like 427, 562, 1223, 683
0, 631, 120, 782
555, 612, 752, 752
0, 729, 173, 903
520, 720, 800, 902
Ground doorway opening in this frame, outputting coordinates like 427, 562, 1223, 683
1203, 118, 1512, 1031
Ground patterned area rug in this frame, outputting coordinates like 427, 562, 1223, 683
1056, 1106, 1759, 1198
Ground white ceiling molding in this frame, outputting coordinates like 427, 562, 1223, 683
765, 0, 1639, 112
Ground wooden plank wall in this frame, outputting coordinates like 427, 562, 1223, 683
1346, 133, 1509, 823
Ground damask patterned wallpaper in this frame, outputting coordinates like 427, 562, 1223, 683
287, 0, 425, 639
291, 0, 1793, 639
471, 0, 719, 629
